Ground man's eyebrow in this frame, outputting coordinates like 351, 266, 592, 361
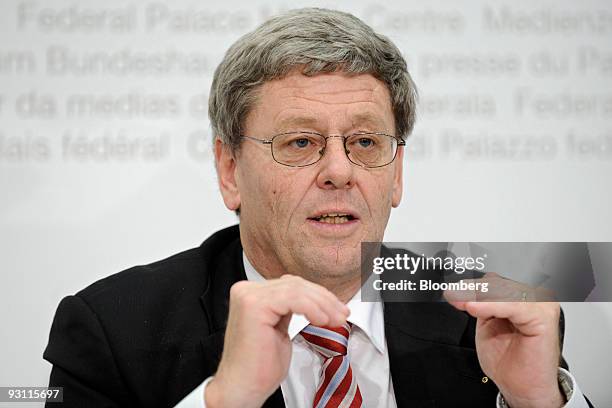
273, 113, 390, 133
349, 113, 389, 130
274, 116, 320, 132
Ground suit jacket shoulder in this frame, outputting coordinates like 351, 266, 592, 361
44, 225, 244, 408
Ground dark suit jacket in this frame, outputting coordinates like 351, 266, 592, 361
44, 225, 571, 407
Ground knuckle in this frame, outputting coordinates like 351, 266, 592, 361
283, 274, 301, 283
229, 281, 260, 308
549, 303, 561, 318
275, 288, 293, 305
240, 292, 260, 308
229, 280, 248, 297
282, 274, 306, 290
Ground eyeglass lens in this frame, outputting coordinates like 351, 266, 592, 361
271, 132, 398, 167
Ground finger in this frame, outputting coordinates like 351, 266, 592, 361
461, 302, 558, 336
232, 276, 349, 328
442, 277, 497, 302
443, 287, 478, 303
261, 278, 348, 326
278, 275, 347, 305
463, 301, 529, 321
287, 280, 350, 325
264, 287, 347, 327
444, 276, 538, 302
273, 275, 349, 316
447, 300, 468, 311
300, 288, 349, 326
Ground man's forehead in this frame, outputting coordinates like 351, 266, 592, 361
262, 69, 389, 98
252, 69, 394, 131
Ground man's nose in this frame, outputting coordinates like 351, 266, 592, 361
315, 136, 355, 190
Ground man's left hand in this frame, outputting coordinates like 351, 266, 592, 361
448, 300, 565, 408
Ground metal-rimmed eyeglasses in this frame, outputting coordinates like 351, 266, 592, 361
240, 131, 405, 168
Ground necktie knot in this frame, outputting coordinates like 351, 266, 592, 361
301, 323, 351, 358
300, 322, 363, 407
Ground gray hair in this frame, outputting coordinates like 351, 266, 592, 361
208, 7, 417, 152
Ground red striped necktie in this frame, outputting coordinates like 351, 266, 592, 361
300, 323, 363, 408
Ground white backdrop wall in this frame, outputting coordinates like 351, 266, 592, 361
1, 0, 611, 406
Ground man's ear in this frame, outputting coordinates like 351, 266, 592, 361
392, 146, 404, 208
214, 138, 241, 211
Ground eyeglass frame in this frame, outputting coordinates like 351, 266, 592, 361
240, 131, 406, 168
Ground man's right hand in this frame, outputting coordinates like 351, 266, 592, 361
204, 274, 350, 408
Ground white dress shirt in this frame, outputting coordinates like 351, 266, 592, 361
175, 252, 590, 408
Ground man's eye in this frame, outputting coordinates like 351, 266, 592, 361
293, 138, 310, 148
358, 138, 374, 148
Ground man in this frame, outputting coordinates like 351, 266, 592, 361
44, 8, 591, 408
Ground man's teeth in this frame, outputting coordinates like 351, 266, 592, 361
316, 214, 351, 224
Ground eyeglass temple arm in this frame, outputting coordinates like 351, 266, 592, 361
241, 135, 273, 144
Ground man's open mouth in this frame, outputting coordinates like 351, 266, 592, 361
309, 213, 356, 224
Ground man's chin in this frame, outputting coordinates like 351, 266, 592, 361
298, 245, 362, 279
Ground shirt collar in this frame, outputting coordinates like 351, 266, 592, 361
242, 252, 385, 353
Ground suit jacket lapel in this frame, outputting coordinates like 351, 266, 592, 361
198, 232, 244, 372
198, 226, 285, 407
384, 301, 470, 406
